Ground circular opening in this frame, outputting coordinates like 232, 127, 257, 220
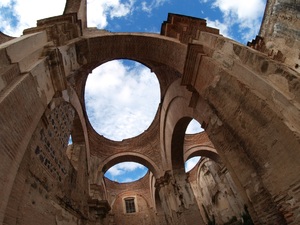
185, 156, 201, 172
104, 162, 148, 183
186, 119, 203, 134
85, 59, 160, 141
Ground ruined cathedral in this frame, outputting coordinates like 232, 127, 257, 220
0, 0, 299, 224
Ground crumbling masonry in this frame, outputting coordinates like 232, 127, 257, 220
0, 0, 300, 224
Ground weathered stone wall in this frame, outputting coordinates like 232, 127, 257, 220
0, 31, 54, 224
258, 0, 300, 72
189, 158, 246, 225
104, 173, 158, 225
3, 99, 89, 225
1, 0, 300, 224
155, 170, 206, 225
112, 194, 155, 225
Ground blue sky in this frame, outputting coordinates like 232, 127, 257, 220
1, 0, 267, 183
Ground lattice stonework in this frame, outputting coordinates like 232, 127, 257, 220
29, 101, 75, 185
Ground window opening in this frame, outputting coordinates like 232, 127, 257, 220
125, 197, 136, 213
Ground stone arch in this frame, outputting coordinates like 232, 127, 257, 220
74, 33, 187, 136
0, 1, 299, 223
78, 33, 187, 74
75, 33, 186, 103
184, 144, 220, 163
68, 85, 91, 168
171, 116, 192, 170
76, 30, 300, 223
68, 32, 189, 184
99, 152, 161, 180
160, 78, 205, 171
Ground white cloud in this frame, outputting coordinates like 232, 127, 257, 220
141, 0, 169, 13
85, 60, 160, 141
210, 0, 266, 41
106, 162, 146, 177
0, 0, 136, 36
0, 0, 12, 7
213, 0, 264, 21
0, 0, 66, 36
206, 18, 231, 39
185, 157, 201, 172
87, 0, 135, 28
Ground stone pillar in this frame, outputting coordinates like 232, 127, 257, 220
155, 171, 205, 225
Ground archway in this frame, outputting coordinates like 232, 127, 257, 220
100, 153, 161, 180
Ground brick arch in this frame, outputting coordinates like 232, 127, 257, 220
160, 78, 205, 171
64, 85, 93, 178
183, 131, 221, 163
78, 33, 187, 73
171, 116, 192, 170
100, 152, 161, 179
71, 32, 188, 179
76, 33, 186, 103
68, 85, 90, 144
39, 9, 299, 223
184, 145, 220, 163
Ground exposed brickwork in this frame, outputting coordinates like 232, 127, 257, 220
31, 101, 75, 183
1, 1, 300, 225
161, 13, 219, 44
24, 14, 82, 46
3, 99, 89, 224
104, 173, 156, 225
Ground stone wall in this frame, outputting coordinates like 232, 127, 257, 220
103, 173, 158, 225
189, 158, 247, 225
255, 0, 300, 72
0, 0, 300, 224
3, 99, 89, 225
